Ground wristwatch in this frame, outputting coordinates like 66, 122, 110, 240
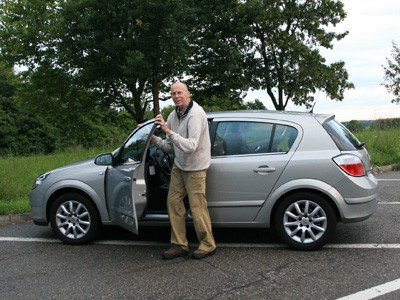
168, 131, 175, 137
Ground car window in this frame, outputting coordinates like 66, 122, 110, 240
271, 125, 298, 152
119, 123, 153, 163
212, 121, 297, 156
323, 119, 362, 151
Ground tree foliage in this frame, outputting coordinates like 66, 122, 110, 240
370, 118, 400, 131
240, 0, 354, 110
383, 41, 400, 104
185, 0, 251, 108
0, 63, 58, 156
0, 0, 193, 123
0, 0, 356, 150
245, 99, 267, 110
346, 120, 365, 133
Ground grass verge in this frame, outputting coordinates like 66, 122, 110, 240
355, 128, 400, 166
0, 146, 114, 215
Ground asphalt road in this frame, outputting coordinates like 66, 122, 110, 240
1, 172, 399, 300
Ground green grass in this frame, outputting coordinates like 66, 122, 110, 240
355, 127, 400, 166
0, 146, 114, 215
1, 127, 399, 216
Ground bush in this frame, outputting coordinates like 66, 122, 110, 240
0, 97, 59, 156
0, 96, 134, 157
346, 120, 365, 132
370, 118, 400, 130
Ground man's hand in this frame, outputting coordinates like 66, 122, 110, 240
155, 114, 172, 135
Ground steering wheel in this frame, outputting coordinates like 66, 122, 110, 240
153, 148, 174, 176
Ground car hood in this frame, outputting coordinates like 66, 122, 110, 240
49, 158, 96, 174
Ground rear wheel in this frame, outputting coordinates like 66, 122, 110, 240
274, 192, 337, 251
50, 193, 100, 245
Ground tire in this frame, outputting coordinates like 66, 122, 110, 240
50, 193, 100, 245
274, 192, 337, 251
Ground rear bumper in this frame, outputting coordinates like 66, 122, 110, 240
340, 197, 378, 223
344, 193, 377, 204
334, 171, 378, 222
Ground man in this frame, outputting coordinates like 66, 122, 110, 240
153, 81, 216, 259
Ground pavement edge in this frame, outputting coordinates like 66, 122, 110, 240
0, 212, 32, 226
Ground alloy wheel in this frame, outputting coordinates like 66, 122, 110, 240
55, 200, 92, 240
283, 200, 328, 244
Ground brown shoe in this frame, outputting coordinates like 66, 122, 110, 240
191, 248, 216, 259
162, 244, 188, 259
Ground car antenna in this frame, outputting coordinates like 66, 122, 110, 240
309, 91, 320, 113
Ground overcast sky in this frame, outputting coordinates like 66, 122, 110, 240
246, 0, 400, 121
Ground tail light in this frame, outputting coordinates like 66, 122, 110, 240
333, 154, 366, 176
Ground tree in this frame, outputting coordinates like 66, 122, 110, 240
346, 120, 365, 133
240, 0, 354, 110
0, 63, 59, 156
245, 99, 267, 110
383, 41, 400, 104
185, 0, 252, 108
0, 0, 192, 123
1, 0, 357, 123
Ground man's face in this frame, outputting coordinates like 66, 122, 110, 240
171, 83, 190, 110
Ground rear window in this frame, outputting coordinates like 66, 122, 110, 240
323, 119, 362, 151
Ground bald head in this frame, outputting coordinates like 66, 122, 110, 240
171, 81, 188, 92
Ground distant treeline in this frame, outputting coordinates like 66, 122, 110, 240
342, 120, 376, 127
0, 95, 138, 157
345, 118, 400, 132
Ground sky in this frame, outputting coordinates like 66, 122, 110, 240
246, 0, 400, 121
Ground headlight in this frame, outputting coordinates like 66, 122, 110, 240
31, 172, 51, 190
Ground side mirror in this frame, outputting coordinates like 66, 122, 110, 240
95, 153, 113, 165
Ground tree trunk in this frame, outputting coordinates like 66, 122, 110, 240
152, 81, 160, 116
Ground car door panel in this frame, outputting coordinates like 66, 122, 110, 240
207, 154, 292, 223
105, 122, 153, 234
207, 119, 298, 223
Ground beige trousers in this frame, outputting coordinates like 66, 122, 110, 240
167, 164, 216, 252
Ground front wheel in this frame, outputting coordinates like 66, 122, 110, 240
274, 192, 337, 251
50, 193, 100, 245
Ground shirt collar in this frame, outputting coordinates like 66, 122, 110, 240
175, 99, 193, 119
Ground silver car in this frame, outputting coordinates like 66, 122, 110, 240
29, 110, 378, 250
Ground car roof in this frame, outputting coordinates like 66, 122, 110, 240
206, 110, 335, 124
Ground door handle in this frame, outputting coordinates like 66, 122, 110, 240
253, 166, 276, 174
124, 177, 131, 182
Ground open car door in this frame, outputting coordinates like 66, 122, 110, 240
106, 122, 154, 234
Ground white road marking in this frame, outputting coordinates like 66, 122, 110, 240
325, 244, 400, 249
377, 179, 400, 181
0, 237, 60, 243
2, 237, 400, 250
336, 278, 400, 300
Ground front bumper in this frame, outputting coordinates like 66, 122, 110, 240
29, 187, 48, 225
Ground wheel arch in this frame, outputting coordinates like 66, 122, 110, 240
269, 188, 341, 230
255, 179, 344, 227
44, 181, 108, 224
